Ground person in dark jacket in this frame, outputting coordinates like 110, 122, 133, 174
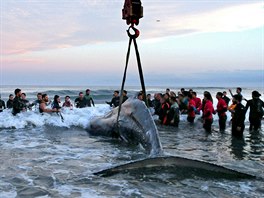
106, 91, 120, 108
231, 94, 246, 137
245, 91, 264, 131
12, 88, 27, 115
0, 95, 6, 112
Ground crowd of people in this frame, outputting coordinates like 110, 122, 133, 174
148, 87, 264, 137
0, 87, 263, 137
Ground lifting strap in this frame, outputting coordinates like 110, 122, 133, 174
116, 25, 148, 137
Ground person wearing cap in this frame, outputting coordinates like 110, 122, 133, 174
84, 89, 95, 107
245, 91, 264, 131
232, 94, 246, 137
0, 95, 6, 112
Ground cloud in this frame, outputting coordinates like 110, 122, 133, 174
1, 1, 263, 56
142, 2, 264, 38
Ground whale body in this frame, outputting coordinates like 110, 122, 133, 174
87, 98, 163, 156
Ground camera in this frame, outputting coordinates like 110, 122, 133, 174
122, 0, 143, 25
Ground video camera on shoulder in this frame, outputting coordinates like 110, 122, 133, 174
122, 0, 143, 25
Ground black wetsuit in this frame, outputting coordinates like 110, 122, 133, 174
245, 98, 264, 131
0, 99, 5, 112
232, 103, 246, 137
7, 99, 13, 109
106, 96, 120, 108
147, 99, 154, 107
52, 101, 61, 110
153, 99, 161, 116
12, 96, 26, 115
122, 95, 128, 103
223, 96, 230, 106
75, 98, 88, 108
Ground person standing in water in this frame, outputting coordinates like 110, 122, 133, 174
12, 88, 27, 115
75, 92, 88, 108
84, 89, 95, 107
6, 94, 14, 109
51, 95, 62, 110
0, 95, 6, 112
106, 90, 120, 108
202, 92, 214, 132
222, 91, 230, 106
39, 94, 60, 113
231, 94, 246, 137
215, 92, 228, 131
245, 91, 264, 131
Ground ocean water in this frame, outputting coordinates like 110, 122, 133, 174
0, 85, 264, 198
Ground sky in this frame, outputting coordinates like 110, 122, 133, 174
1, 0, 264, 88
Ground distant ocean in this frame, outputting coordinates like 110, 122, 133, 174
0, 85, 263, 104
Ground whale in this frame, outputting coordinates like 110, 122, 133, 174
87, 98, 163, 156
88, 98, 256, 179
94, 156, 256, 179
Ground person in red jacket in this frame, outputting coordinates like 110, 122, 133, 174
187, 93, 196, 123
159, 95, 170, 125
202, 92, 214, 132
215, 92, 228, 131
192, 91, 201, 115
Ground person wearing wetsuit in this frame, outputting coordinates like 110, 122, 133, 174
75, 92, 88, 108
153, 93, 162, 116
51, 95, 62, 110
202, 92, 214, 132
106, 91, 120, 108
215, 92, 228, 131
222, 91, 230, 106
122, 90, 128, 103
84, 89, 95, 107
232, 94, 246, 137
146, 94, 153, 108
12, 88, 27, 115
245, 91, 264, 131
30, 93, 42, 110
0, 95, 6, 112
167, 96, 180, 127
6, 94, 14, 109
